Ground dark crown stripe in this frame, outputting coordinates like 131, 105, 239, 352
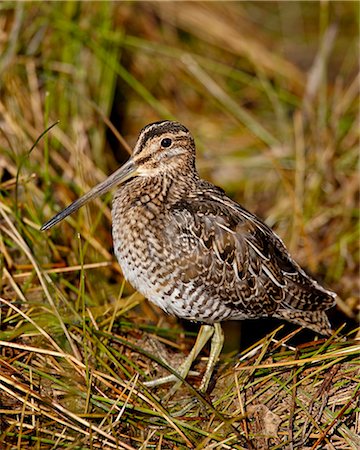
135, 121, 190, 155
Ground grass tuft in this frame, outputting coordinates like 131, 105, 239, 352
0, 2, 358, 448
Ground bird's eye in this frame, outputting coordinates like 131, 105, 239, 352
161, 138, 172, 148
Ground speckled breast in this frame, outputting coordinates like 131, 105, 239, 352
111, 188, 232, 324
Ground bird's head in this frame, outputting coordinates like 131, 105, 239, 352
41, 121, 196, 230
132, 121, 195, 176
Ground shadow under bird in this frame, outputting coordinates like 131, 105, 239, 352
41, 121, 336, 394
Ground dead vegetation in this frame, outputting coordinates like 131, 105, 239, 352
0, 2, 359, 449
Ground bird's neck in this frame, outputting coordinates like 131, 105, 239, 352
114, 170, 199, 209
144, 171, 199, 203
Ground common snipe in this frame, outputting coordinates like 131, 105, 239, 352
42, 121, 336, 393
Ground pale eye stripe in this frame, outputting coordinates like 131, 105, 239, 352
135, 131, 189, 159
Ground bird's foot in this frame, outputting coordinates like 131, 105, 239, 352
144, 323, 225, 403
144, 324, 216, 401
169, 398, 200, 417
143, 370, 199, 388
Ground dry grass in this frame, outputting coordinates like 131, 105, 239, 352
0, 2, 359, 449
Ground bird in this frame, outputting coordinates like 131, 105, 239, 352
41, 120, 336, 394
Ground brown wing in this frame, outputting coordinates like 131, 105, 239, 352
168, 185, 336, 319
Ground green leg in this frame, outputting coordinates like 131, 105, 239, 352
199, 322, 224, 392
166, 324, 215, 397
144, 324, 214, 393
144, 323, 224, 397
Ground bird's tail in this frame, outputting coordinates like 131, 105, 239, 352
274, 309, 333, 336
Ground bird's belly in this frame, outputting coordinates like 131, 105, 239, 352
113, 234, 232, 324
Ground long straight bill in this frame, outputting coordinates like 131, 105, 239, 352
41, 158, 138, 231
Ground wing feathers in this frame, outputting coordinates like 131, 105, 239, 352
168, 187, 335, 324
